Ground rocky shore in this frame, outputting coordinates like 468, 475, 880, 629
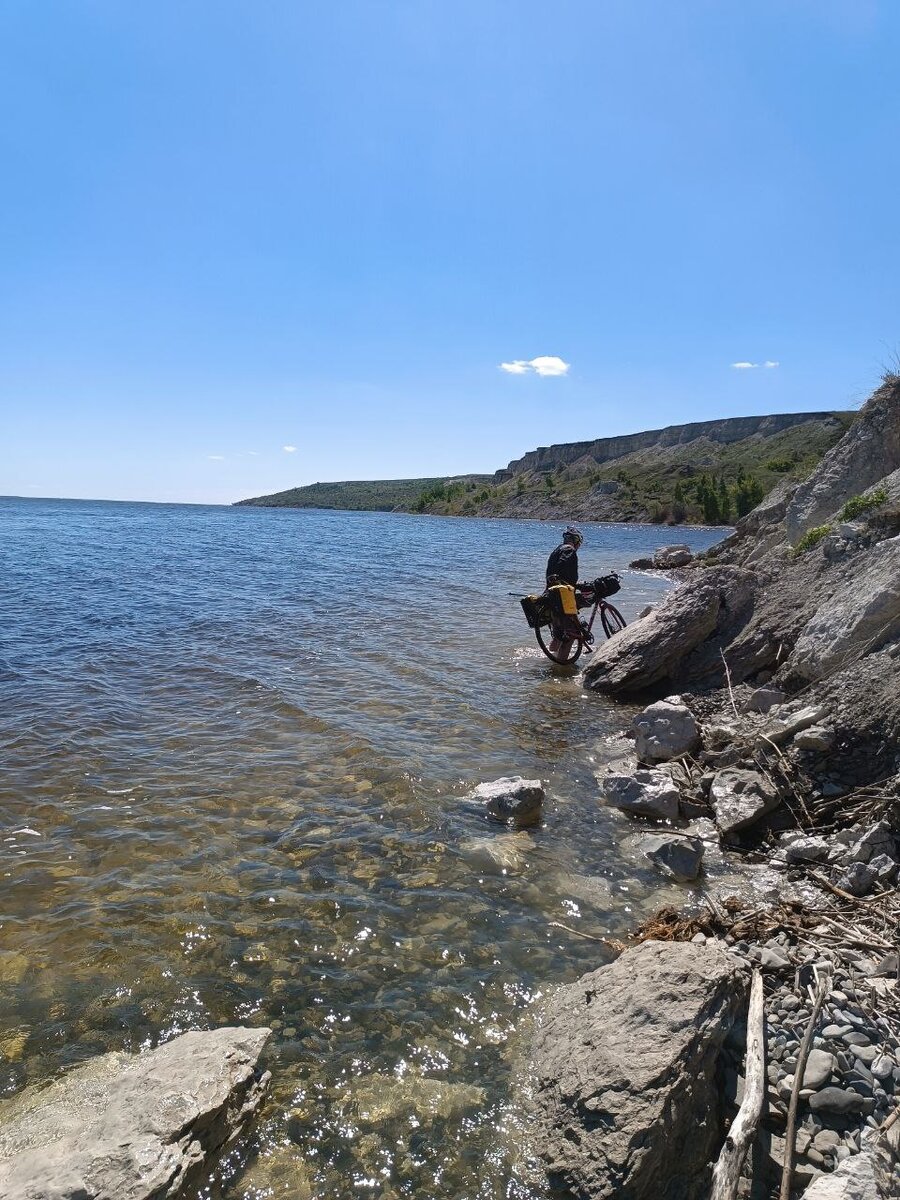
2, 382, 897, 1200
522, 377, 899, 1198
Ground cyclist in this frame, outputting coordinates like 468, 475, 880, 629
546, 525, 584, 656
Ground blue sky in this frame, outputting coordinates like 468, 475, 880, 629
2, 1, 898, 504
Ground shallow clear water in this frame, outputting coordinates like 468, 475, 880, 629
0, 497, 723, 1198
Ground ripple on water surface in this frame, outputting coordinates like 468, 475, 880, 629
0, 498, 725, 1197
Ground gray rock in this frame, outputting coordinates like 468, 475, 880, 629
784, 834, 831, 864
795, 725, 835, 751
839, 862, 876, 897
710, 767, 781, 837
801, 1147, 878, 1199
803, 1049, 836, 1090
632, 698, 701, 762
814, 1130, 842, 1154
460, 831, 532, 875
758, 705, 829, 747
0, 1026, 271, 1200
848, 821, 896, 865
529, 941, 746, 1200
582, 566, 756, 697
809, 1087, 867, 1115
602, 769, 681, 821
789, 535, 900, 682
653, 544, 694, 569
868, 853, 899, 887
871, 1055, 895, 1082
468, 776, 544, 828
742, 687, 786, 714
641, 833, 704, 882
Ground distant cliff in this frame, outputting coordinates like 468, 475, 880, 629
236, 411, 854, 525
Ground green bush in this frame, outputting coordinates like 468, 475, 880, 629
794, 524, 831, 554
839, 488, 887, 521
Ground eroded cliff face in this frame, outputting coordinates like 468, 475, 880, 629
493, 412, 847, 481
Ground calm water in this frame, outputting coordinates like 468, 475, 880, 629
0, 498, 723, 1198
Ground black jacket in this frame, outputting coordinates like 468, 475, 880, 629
546, 542, 579, 587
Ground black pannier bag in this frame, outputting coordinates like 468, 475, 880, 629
521, 593, 553, 629
593, 573, 621, 598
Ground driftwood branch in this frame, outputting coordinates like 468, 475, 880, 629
779, 969, 830, 1200
711, 968, 765, 1200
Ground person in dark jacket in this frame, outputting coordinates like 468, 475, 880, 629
546, 525, 583, 654
546, 525, 582, 587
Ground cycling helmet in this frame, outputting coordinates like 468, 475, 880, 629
563, 525, 583, 548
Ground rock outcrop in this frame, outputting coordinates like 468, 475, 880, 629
528, 940, 747, 1200
0, 1026, 271, 1200
582, 567, 755, 697
785, 381, 900, 544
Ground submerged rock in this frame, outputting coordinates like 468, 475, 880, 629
467, 777, 544, 828
0, 1026, 271, 1200
641, 833, 704, 882
528, 940, 746, 1200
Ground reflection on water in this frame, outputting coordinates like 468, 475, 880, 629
0, 498, 723, 1197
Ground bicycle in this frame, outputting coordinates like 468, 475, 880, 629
519, 574, 627, 666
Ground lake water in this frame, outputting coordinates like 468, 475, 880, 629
0, 497, 724, 1198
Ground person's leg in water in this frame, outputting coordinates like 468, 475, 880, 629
548, 619, 574, 660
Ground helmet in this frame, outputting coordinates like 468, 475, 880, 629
563, 525, 583, 548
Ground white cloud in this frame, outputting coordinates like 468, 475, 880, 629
499, 355, 570, 377
283, 445, 297, 453
247, 450, 259, 456
764, 360, 780, 368
207, 454, 226, 460
731, 361, 758, 370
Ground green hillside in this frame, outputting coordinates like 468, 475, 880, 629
235, 476, 492, 512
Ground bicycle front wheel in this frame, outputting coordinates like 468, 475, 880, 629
600, 603, 627, 639
535, 625, 584, 665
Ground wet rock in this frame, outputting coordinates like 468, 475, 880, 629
347, 1069, 484, 1127
629, 557, 654, 570
529, 940, 746, 1200
710, 767, 781, 837
0, 1026, 271, 1200
632, 698, 700, 762
653, 544, 694, 569
460, 832, 531, 875
743, 686, 786, 714
641, 833, 704, 882
602, 769, 681, 821
468, 777, 544, 828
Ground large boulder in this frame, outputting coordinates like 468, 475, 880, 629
802, 1149, 877, 1200
785, 381, 900, 545
582, 567, 756, 697
528, 940, 747, 1200
632, 698, 700, 762
788, 535, 900, 682
0, 1027, 271, 1200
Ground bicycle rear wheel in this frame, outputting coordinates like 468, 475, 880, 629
600, 603, 627, 639
535, 624, 584, 665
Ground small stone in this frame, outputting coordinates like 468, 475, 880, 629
641, 834, 705, 882
602, 769, 681, 821
743, 687, 786, 715
632, 699, 701, 763
871, 1054, 895, 1081
802, 1049, 835, 1090
822, 1025, 852, 1038
813, 1130, 841, 1154
794, 726, 834, 752
853, 1045, 878, 1065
